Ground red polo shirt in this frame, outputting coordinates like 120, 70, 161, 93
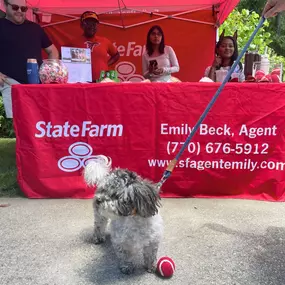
80, 35, 118, 81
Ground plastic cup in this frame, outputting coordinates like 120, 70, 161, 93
215, 70, 228, 82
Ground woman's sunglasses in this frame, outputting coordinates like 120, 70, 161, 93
7, 2, 28, 12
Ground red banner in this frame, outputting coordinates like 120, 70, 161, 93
12, 83, 285, 201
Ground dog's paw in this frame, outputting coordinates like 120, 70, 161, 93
93, 236, 106, 244
145, 265, 156, 274
120, 264, 135, 275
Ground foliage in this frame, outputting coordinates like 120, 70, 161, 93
236, 0, 285, 58
220, 9, 272, 55
0, 138, 22, 197
266, 15, 285, 58
237, 0, 267, 15
220, 9, 285, 80
0, 95, 15, 138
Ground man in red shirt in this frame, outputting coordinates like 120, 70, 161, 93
80, 11, 120, 82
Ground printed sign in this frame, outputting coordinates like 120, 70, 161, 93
11, 83, 285, 201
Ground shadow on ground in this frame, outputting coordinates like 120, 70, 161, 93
252, 226, 285, 285
78, 227, 151, 284
203, 223, 285, 285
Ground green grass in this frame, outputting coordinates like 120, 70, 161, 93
0, 138, 23, 197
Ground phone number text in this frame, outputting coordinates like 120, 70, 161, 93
167, 142, 269, 155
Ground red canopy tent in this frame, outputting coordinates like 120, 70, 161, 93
27, 0, 239, 25
25, 0, 240, 81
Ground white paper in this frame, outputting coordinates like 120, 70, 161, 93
61, 47, 92, 83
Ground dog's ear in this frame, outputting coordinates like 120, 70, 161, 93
233, 30, 237, 41
219, 29, 225, 41
132, 181, 161, 218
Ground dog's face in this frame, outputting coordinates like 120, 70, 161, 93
95, 169, 161, 218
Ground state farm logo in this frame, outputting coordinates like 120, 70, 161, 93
114, 42, 146, 57
85, 41, 101, 51
35, 121, 123, 138
58, 142, 108, 172
115, 61, 144, 82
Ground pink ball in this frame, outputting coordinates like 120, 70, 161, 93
271, 74, 281, 83
256, 75, 263, 82
156, 256, 175, 278
271, 68, 281, 76
265, 74, 273, 82
256, 70, 265, 77
260, 76, 270, 82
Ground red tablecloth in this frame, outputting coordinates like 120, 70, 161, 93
12, 82, 285, 201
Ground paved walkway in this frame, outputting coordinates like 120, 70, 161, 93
1, 198, 285, 285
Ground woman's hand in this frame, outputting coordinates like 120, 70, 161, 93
0, 72, 7, 86
149, 65, 155, 74
153, 68, 164, 75
212, 55, 222, 68
149, 64, 159, 74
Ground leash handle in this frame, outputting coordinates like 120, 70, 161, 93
159, 17, 265, 185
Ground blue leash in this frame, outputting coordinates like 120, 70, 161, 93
157, 17, 265, 188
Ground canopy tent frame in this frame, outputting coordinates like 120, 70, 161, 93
32, 4, 220, 29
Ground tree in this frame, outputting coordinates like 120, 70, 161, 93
236, 0, 285, 58
220, 9, 272, 55
220, 8, 285, 80
237, 0, 267, 14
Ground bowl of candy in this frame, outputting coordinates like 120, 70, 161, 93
39, 59, 68, 84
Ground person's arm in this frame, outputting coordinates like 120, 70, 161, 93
108, 52, 120, 66
262, 0, 285, 18
142, 53, 151, 79
165, 46, 179, 74
40, 26, 59, 59
0, 72, 7, 86
107, 39, 120, 66
205, 55, 222, 81
44, 44, 59, 59
204, 66, 210, 77
207, 66, 216, 81
162, 46, 179, 75
153, 47, 179, 76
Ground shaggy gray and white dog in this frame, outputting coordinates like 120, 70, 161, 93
83, 156, 163, 274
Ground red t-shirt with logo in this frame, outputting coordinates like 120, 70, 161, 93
79, 35, 118, 81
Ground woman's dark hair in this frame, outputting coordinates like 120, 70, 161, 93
146, 25, 165, 56
216, 36, 243, 72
